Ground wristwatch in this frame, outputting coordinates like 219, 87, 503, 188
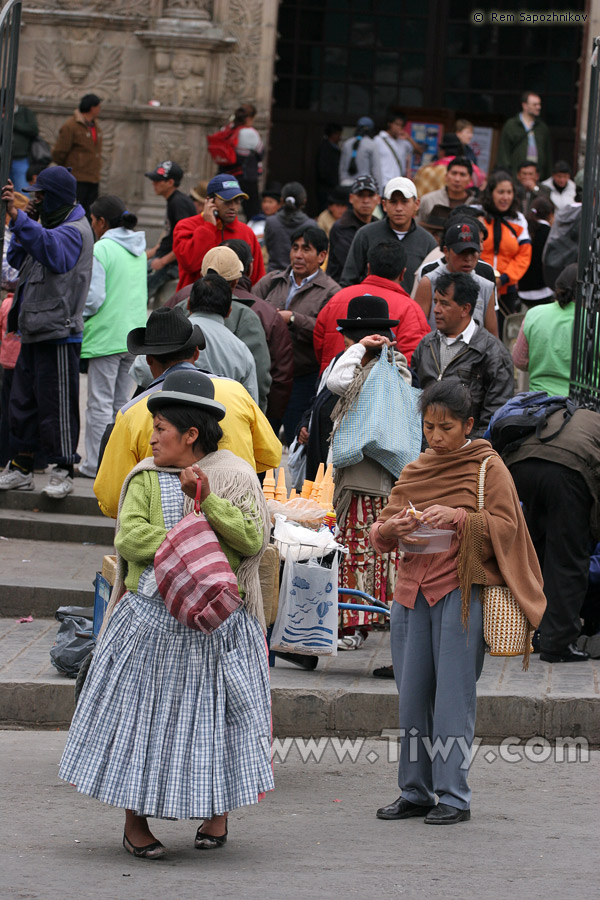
289, 313, 295, 324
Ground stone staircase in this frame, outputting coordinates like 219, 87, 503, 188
1, 475, 599, 740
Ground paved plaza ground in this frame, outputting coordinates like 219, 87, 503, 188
1, 730, 597, 900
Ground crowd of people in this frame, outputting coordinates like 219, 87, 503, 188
0, 88, 597, 849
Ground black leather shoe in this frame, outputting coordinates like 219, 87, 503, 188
372, 664, 395, 679
195, 819, 228, 849
424, 803, 470, 824
540, 642, 590, 663
123, 832, 166, 859
376, 796, 434, 819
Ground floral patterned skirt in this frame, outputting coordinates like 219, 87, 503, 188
338, 494, 398, 632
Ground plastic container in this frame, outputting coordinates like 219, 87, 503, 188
397, 525, 454, 555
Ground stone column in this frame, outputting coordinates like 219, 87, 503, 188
13, 0, 280, 235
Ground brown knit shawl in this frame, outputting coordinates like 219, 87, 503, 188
377, 439, 546, 630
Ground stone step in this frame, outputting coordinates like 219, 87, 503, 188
1, 621, 598, 741
0, 508, 115, 544
0, 484, 102, 517
0, 537, 114, 616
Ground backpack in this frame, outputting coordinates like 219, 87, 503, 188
206, 125, 240, 167
28, 137, 52, 164
542, 206, 581, 290
485, 391, 578, 457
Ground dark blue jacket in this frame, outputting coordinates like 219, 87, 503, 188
7, 206, 93, 343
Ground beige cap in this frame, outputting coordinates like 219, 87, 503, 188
383, 176, 418, 200
201, 246, 244, 281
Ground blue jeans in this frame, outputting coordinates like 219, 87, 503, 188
9, 157, 29, 193
281, 372, 318, 447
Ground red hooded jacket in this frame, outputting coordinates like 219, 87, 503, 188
313, 274, 431, 373
173, 215, 265, 290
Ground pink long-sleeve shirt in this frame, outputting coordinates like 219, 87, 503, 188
370, 508, 468, 608
0, 295, 20, 369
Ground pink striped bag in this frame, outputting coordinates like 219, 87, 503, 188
154, 480, 241, 634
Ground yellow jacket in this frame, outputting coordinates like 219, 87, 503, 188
94, 375, 282, 518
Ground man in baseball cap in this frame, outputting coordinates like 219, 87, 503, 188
327, 174, 381, 282
413, 217, 498, 336
340, 175, 436, 293
145, 160, 197, 302
145, 160, 184, 184
173, 172, 265, 290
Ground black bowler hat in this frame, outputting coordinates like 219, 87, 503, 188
336, 295, 400, 331
261, 182, 282, 200
127, 307, 205, 356
147, 369, 226, 420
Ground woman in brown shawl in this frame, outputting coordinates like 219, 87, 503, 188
371, 380, 545, 825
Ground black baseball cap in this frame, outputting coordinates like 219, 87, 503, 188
444, 222, 481, 253
351, 174, 379, 194
145, 160, 184, 185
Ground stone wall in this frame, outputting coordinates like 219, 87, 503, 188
10, 0, 279, 229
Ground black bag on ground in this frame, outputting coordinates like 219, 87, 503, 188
50, 607, 95, 678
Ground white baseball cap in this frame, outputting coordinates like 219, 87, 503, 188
383, 176, 418, 200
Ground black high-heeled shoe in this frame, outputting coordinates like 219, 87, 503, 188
123, 832, 166, 859
194, 819, 228, 849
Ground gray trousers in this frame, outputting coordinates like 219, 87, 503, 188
79, 353, 135, 478
390, 587, 485, 810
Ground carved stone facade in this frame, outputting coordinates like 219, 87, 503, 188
10, 0, 279, 230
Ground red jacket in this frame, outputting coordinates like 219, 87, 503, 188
173, 215, 265, 289
313, 274, 431, 372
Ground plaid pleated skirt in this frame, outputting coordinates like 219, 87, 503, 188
59, 473, 273, 820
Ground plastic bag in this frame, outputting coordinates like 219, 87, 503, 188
267, 497, 326, 528
50, 609, 95, 678
270, 555, 338, 656
331, 348, 422, 478
272, 514, 342, 561
287, 437, 307, 489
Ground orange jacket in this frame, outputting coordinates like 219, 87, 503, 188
481, 212, 532, 295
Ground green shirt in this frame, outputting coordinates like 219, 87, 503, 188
523, 301, 574, 396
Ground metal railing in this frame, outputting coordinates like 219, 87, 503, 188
570, 36, 600, 409
0, 0, 22, 262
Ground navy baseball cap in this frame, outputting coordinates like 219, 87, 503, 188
22, 165, 76, 202
206, 174, 248, 201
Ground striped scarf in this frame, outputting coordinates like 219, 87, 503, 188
99, 449, 270, 637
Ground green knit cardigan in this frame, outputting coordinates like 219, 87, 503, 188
114, 470, 264, 596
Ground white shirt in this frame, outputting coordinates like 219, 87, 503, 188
440, 317, 478, 347
374, 131, 413, 184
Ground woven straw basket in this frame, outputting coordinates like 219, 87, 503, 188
478, 458, 531, 657
482, 584, 530, 656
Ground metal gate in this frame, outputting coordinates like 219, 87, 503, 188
0, 0, 22, 262
570, 36, 600, 409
